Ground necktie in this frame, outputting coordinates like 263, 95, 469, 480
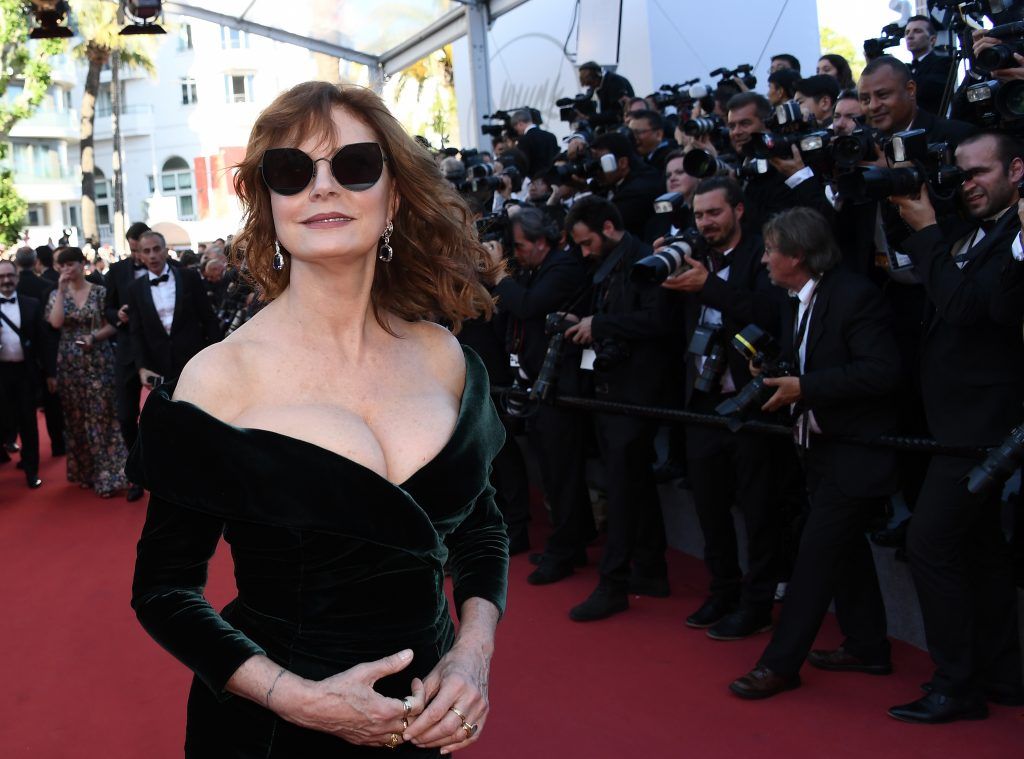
149, 274, 169, 287
0, 297, 15, 304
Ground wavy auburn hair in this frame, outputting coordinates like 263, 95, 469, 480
232, 81, 495, 332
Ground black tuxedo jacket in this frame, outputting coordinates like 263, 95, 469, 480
516, 127, 559, 176
589, 71, 634, 126
1, 293, 48, 379
609, 165, 663, 238
105, 257, 146, 367
127, 267, 221, 380
41, 269, 59, 284
909, 53, 953, 116
742, 166, 833, 234
682, 232, 785, 408
779, 268, 902, 497
586, 232, 680, 405
493, 246, 589, 381
903, 213, 1024, 447
16, 270, 53, 301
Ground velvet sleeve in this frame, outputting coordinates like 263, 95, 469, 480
444, 474, 510, 620
131, 494, 265, 698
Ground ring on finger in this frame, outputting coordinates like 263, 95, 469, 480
403, 697, 413, 716
385, 733, 402, 749
449, 706, 467, 724
461, 721, 479, 739
402, 717, 409, 730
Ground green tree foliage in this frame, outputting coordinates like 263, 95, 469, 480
820, 26, 867, 83
0, 1, 65, 243
69, 0, 156, 244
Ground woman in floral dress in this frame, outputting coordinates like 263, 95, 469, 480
45, 247, 129, 497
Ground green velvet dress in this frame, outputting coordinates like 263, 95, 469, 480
129, 346, 509, 757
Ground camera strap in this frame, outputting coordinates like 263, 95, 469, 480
0, 310, 22, 339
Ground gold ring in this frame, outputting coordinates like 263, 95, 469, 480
449, 706, 468, 724
385, 733, 401, 749
403, 697, 413, 716
402, 717, 409, 730
461, 721, 479, 738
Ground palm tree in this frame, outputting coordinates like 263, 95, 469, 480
68, 0, 156, 245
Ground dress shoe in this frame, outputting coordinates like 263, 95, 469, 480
707, 608, 773, 641
529, 550, 586, 568
526, 562, 573, 586
685, 596, 737, 628
870, 518, 909, 548
4, 441, 20, 454
729, 666, 800, 700
920, 681, 1024, 706
888, 692, 988, 724
628, 574, 670, 598
126, 484, 145, 503
808, 647, 892, 675
27, 477, 42, 489
569, 585, 628, 622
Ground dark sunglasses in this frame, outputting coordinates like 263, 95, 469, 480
260, 142, 388, 195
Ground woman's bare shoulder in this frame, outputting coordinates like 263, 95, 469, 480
173, 340, 252, 420
402, 320, 466, 390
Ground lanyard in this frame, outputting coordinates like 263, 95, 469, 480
792, 282, 819, 371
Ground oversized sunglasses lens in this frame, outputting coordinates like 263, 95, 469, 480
331, 142, 384, 191
261, 148, 314, 195
260, 144, 385, 195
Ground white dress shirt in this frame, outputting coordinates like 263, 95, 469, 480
793, 277, 821, 437
148, 265, 175, 335
0, 294, 24, 362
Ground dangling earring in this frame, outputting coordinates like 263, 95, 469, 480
272, 240, 285, 271
378, 220, 394, 263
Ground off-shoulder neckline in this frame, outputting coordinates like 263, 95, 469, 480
151, 345, 481, 491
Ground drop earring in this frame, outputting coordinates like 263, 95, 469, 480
378, 220, 394, 263
272, 240, 285, 271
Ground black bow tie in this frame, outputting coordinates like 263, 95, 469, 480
149, 274, 170, 287
132, 262, 145, 271
0, 297, 15, 304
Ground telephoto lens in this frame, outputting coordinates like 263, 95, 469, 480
683, 116, 724, 137
631, 229, 709, 285
859, 166, 926, 199
683, 148, 733, 178
966, 425, 1024, 494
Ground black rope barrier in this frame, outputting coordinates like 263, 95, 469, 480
490, 386, 989, 460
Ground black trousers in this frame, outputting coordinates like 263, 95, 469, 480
759, 442, 890, 676
907, 455, 1022, 698
593, 412, 665, 588
114, 358, 142, 453
527, 403, 595, 565
489, 413, 530, 545
685, 391, 792, 611
0, 361, 40, 481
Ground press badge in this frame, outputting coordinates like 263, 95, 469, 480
580, 349, 596, 370
509, 353, 520, 368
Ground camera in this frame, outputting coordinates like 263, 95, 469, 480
966, 423, 1024, 494
683, 147, 734, 179
839, 128, 965, 201
631, 228, 710, 285
864, 22, 904, 59
715, 324, 796, 426
593, 338, 631, 371
551, 152, 619, 186
650, 191, 696, 231
743, 101, 817, 161
966, 79, 1024, 128
528, 313, 579, 404
831, 125, 882, 170
557, 94, 598, 123
710, 63, 757, 91
686, 325, 728, 394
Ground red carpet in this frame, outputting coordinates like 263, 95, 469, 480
1, 416, 1022, 757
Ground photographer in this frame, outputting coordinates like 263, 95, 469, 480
725, 92, 832, 231
660, 177, 792, 640
578, 61, 635, 126
887, 131, 1024, 723
905, 15, 953, 116
770, 54, 801, 74
729, 207, 902, 701
645, 149, 697, 243
629, 109, 678, 172
793, 75, 840, 128
590, 132, 664, 237
767, 69, 801, 107
562, 196, 679, 621
485, 208, 595, 585
510, 109, 559, 176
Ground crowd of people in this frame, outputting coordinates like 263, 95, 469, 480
2, 11, 1023, 733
